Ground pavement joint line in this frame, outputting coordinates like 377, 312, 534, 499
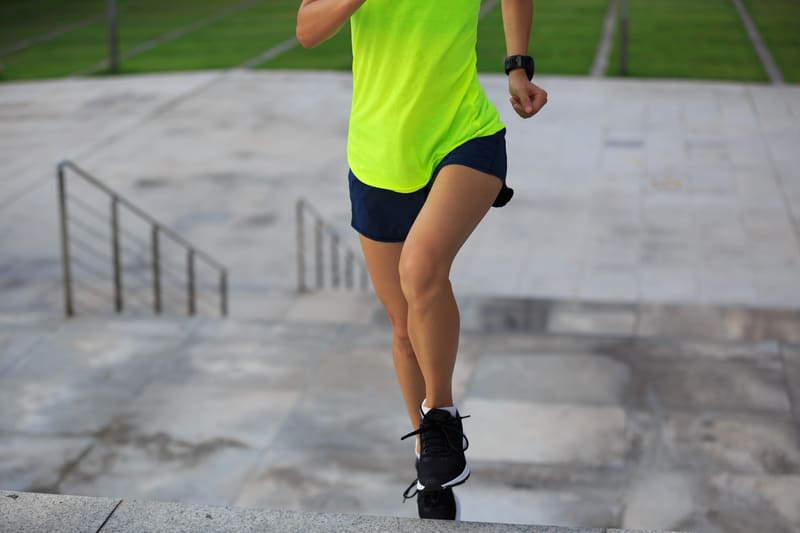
590, 0, 619, 77
95, 498, 123, 533
744, 85, 800, 257
0, 14, 103, 58
729, 0, 784, 85
69, 0, 264, 78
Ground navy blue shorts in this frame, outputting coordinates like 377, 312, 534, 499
349, 128, 512, 243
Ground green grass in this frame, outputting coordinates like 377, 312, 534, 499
477, 0, 609, 74
259, 20, 353, 71
607, 0, 767, 81
0, 0, 104, 52
120, 0, 297, 73
265, 0, 610, 75
743, 0, 800, 83
0, 0, 278, 80
1, 0, 796, 83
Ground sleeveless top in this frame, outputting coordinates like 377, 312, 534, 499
347, 0, 505, 192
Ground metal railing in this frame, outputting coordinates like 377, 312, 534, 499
296, 198, 370, 293
57, 160, 228, 318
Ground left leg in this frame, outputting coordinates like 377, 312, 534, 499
399, 164, 503, 408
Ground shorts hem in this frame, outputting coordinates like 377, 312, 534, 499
350, 222, 406, 243
433, 162, 506, 184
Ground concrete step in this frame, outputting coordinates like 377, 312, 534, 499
1, 311, 799, 530
0, 490, 692, 533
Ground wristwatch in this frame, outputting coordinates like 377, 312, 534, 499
504, 55, 534, 81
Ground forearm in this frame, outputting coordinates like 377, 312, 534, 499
501, 0, 533, 55
296, 0, 365, 49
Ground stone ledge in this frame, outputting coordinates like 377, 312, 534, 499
1, 490, 693, 533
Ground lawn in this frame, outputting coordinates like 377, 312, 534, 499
120, 0, 298, 73
0, 0, 261, 80
264, 0, 610, 75
743, 0, 800, 83
0, 0, 103, 53
1, 0, 796, 83
476, 0, 609, 75
606, 0, 767, 81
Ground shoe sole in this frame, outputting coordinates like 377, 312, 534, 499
417, 463, 470, 491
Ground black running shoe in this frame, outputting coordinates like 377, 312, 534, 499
403, 479, 460, 520
401, 408, 470, 490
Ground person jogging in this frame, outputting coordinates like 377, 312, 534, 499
297, 0, 547, 520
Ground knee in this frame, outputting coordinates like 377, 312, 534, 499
398, 247, 448, 307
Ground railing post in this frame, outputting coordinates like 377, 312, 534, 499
57, 164, 75, 317
110, 196, 123, 313
331, 234, 340, 288
296, 200, 306, 293
619, 0, 630, 76
107, 0, 119, 73
345, 249, 353, 289
151, 225, 162, 314
187, 249, 196, 316
220, 269, 228, 317
315, 219, 324, 289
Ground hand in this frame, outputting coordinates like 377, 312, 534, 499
508, 70, 547, 119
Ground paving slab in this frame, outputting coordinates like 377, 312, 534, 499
467, 352, 630, 406
2, 72, 800, 315
660, 411, 800, 474
0, 435, 93, 493
102, 496, 605, 532
462, 399, 628, 467
0, 490, 120, 533
629, 358, 791, 413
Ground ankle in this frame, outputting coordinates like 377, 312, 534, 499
422, 399, 457, 417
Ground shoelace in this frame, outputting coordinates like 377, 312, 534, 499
402, 479, 448, 506
402, 479, 420, 502
400, 414, 470, 457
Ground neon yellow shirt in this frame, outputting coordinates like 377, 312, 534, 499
348, 0, 505, 193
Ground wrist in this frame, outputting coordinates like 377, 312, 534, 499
504, 54, 534, 81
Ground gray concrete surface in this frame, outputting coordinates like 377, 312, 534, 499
2, 69, 800, 532
1, 70, 799, 319
0, 490, 692, 533
1, 298, 799, 532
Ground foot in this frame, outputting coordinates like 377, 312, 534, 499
404, 483, 460, 520
403, 460, 460, 520
401, 408, 470, 490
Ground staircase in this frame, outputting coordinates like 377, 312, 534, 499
1, 293, 798, 531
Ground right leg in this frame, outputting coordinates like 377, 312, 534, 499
358, 234, 426, 445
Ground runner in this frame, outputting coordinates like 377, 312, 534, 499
297, 0, 547, 520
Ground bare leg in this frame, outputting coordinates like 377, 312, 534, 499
358, 235, 426, 451
399, 165, 502, 408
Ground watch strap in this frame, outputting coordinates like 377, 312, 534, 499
504, 55, 534, 81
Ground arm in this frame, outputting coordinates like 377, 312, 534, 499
296, 0, 366, 49
501, 0, 547, 118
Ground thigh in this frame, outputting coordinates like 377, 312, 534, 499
402, 164, 503, 272
358, 234, 408, 330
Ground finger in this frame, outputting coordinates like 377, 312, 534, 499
509, 98, 527, 117
518, 88, 534, 114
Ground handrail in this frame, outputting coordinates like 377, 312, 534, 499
57, 160, 228, 318
296, 197, 370, 293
